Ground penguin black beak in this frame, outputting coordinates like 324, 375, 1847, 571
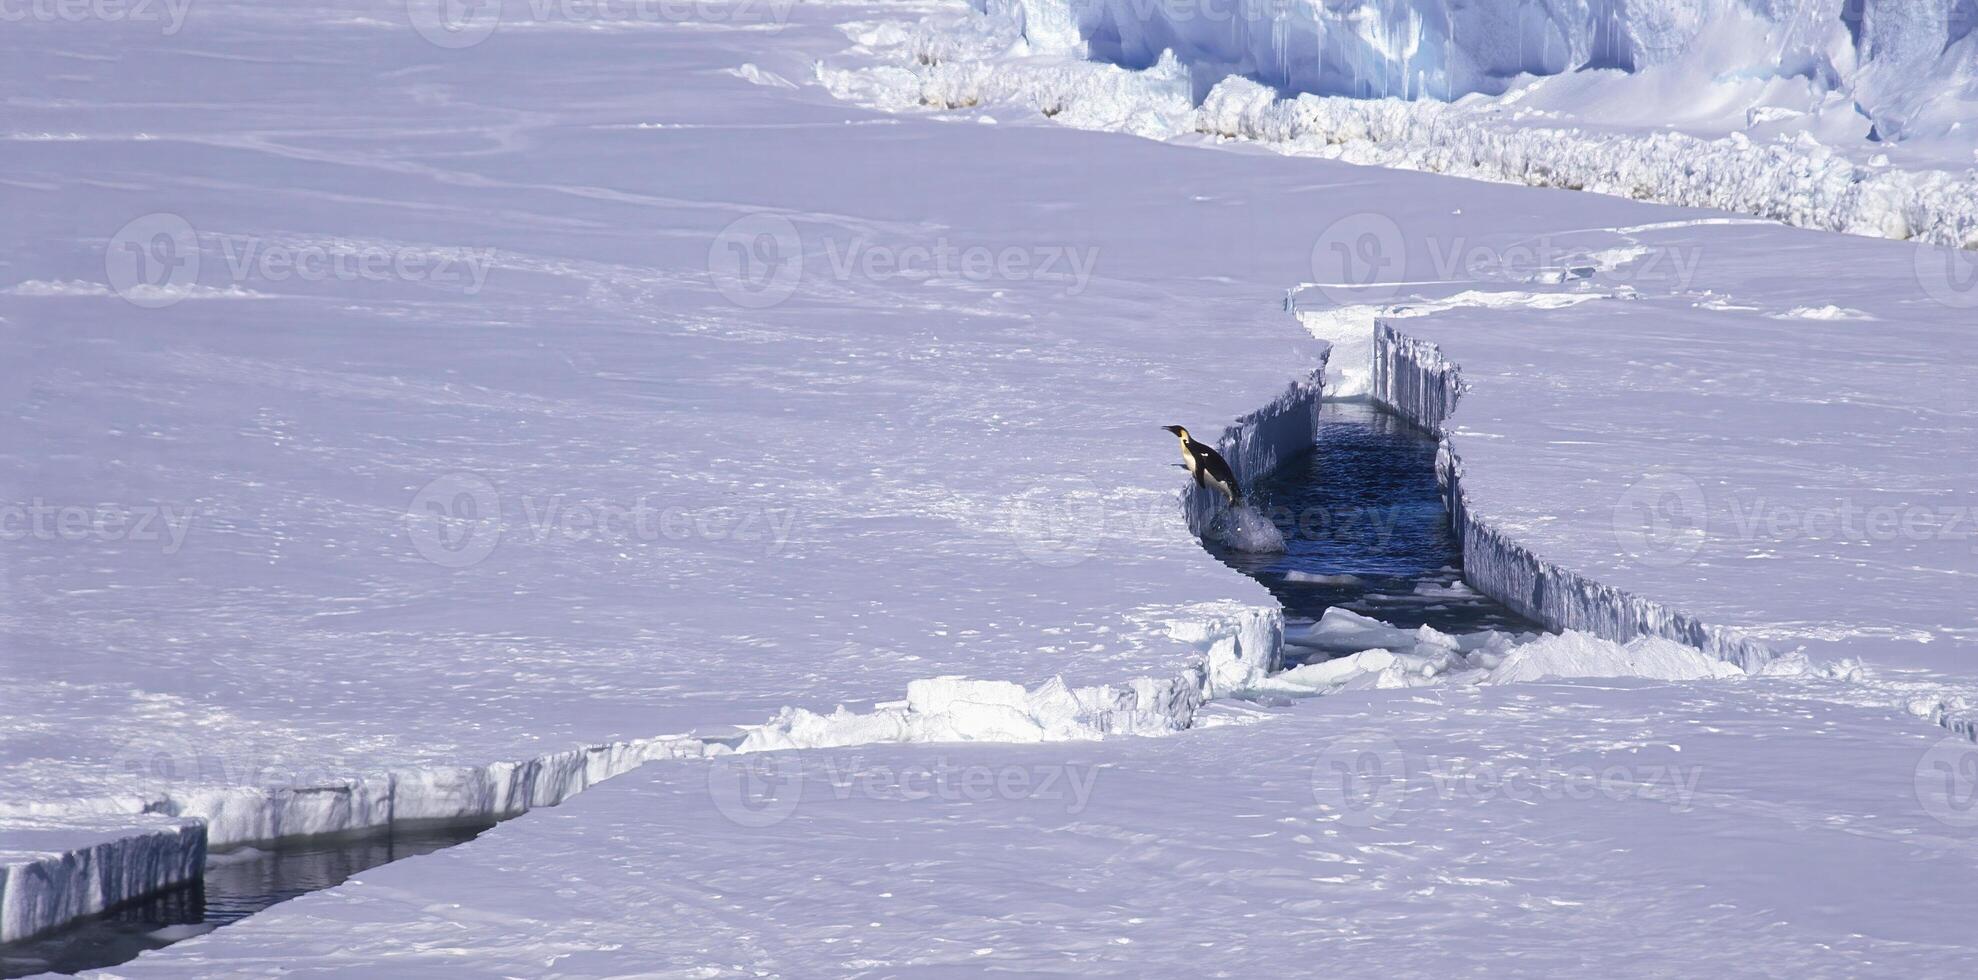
1161, 425, 1183, 436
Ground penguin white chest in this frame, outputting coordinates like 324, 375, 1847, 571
1177, 441, 1200, 476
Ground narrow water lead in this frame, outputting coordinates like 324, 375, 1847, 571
1206, 401, 1539, 650
0, 821, 494, 978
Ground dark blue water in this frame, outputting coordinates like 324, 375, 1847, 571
0, 821, 493, 978
1206, 401, 1538, 651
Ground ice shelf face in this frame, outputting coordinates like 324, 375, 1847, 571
1002, 0, 1978, 146
847, 1, 1978, 246
0, 815, 204, 945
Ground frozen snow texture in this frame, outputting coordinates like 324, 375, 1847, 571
1365, 286, 1978, 743
1371, 323, 1781, 671
1260, 609, 1739, 695
739, 673, 1205, 750
737, 601, 1284, 752
1488, 632, 1745, 683
120, 681, 1978, 978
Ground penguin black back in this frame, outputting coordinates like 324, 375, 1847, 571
1162, 425, 1243, 505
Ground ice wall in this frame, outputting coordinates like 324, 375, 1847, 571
1370, 323, 1778, 671
0, 816, 205, 945
0, 329, 1321, 944
751, 359, 1332, 759
0, 735, 710, 943
1181, 361, 1327, 538
997, 0, 1978, 143
836, 8, 1977, 246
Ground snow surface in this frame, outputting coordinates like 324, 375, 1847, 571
1358, 231, 1977, 676
101, 682, 1978, 976
3, 0, 1975, 965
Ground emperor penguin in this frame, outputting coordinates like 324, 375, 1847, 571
1162, 425, 1243, 506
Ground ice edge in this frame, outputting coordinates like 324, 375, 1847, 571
1372, 321, 1778, 671
0, 736, 712, 944
1370, 321, 1978, 744
0, 358, 1327, 946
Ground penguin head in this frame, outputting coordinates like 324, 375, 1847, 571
1162, 425, 1189, 440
